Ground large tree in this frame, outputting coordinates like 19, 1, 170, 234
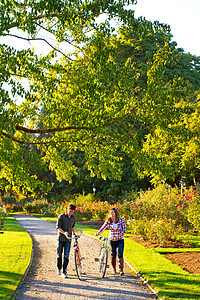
0, 0, 199, 193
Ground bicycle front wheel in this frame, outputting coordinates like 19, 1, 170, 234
98, 248, 108, 278
74, 249, 81, 280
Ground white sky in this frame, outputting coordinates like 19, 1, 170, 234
133, 0, 200, 56
1, 0, 200, 57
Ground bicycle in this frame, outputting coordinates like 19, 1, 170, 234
65, 230, 82, 280
95, 234, 109, 278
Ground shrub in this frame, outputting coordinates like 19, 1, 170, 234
0, 207, 7, 230
42, 205, 58, 217
23, 199, 49, 214
92, 201, 110, 221
5, 203, 23, 213
74, 193, 96, 206
131, 184, 192, 230
128, 216, 183, 246
3, 196, 18, 205
187, 191, 200, 232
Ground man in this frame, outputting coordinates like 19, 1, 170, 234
56, 203, 76, 278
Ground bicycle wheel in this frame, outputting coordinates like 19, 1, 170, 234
74, 249, 81, 280
98, 247, 108, 278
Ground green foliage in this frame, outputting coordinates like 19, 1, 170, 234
0, 0, 200, 193
42, 204, 58, 217
187, 192, 200, 232
23, 198, 49, 214
128, 216, 183, 246
0, 207, 7, 230
4, 203, 23, 213
3, 196, 17, 205
9, 183, 198, 248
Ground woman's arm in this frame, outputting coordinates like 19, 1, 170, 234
95, 219, 109, 236
121, 218, 126, 234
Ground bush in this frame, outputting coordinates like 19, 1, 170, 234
128, 216, 183, 246
130, 184, 193, 230
23, 199, 49, 214
187, 192, 200, 232
0, 207, 7, 230
5, 203, 23, 213
3, 196, 18, 205
42, 205, 58, 217
74, 193, 97, 206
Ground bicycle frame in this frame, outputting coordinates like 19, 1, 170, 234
66, 231, 82, 280
95, 234, 109, 278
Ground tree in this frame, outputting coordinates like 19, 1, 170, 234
116, 20, 200, 185
0, 0, 199, 193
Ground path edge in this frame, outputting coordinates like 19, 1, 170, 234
11, 216, 35, 300
83, 232, 159, 299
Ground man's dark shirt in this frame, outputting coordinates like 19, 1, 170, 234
56, 213, 76, 242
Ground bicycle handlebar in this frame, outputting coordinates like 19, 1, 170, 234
65, 230, 82, 240
98, 234, 109, 241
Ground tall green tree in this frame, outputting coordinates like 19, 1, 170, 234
0, 0, 199, 193
116, 20, 200, 185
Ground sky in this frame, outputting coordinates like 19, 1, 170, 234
132, 0, 200, 56
1, 0, 200, 57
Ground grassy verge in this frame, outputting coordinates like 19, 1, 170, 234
0, 216, 32, 300
124, 238, 200, 300
72, 224, 200, 299
28, 214, 200, 299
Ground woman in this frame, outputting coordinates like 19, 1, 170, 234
95, 208, 126, 276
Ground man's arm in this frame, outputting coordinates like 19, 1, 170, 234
57, 227, 67, 235
56, 215, 68, 236
72, 226, 75, 235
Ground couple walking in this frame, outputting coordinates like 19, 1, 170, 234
56, 204, 126, 277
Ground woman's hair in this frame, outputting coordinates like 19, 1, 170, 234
108, 207, 119, 224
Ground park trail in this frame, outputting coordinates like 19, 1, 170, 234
12, 214, 156, 300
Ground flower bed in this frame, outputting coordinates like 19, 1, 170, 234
2, 184, 200, 245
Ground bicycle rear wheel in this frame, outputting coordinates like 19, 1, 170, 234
98, 247, 108, 278
74, 249, 81, 280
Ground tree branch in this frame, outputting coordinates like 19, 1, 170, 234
34, 21, 83, 52
1, 131, 71, 145
3, 33, 75, 61
15, 124, 92, 134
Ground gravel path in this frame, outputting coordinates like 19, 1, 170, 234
12, 214, 155, 300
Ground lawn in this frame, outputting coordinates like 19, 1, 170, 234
0, 216, 32, 300
76, 223, 200, 300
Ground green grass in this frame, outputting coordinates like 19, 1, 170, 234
178, 233, 200, 248
24, 214, 200, 299
0, 216, 32, 300
124, 238, 200, 299
76, 223, 200, 300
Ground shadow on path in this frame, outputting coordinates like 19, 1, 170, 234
12, 214, 156, 300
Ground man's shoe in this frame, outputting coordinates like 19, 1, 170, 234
61, 273, 68, 278
57, 269, 61, 275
